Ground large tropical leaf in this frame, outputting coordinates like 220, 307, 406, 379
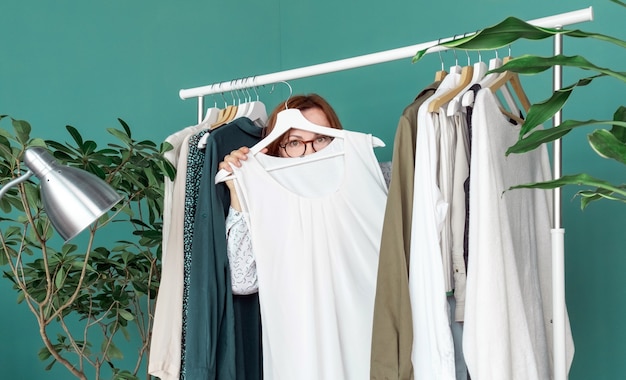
518, 76, 598, 137
413, 16, 626, 62
492, 55, 626, 82
507, 120, 626, 155
508, 173, 626, 210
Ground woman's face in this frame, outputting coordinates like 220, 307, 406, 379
278, 107, 332, 158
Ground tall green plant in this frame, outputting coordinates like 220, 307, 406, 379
0, 115, 175, 380
413, 0, 626, 208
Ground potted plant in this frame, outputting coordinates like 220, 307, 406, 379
0, 116, 175, 380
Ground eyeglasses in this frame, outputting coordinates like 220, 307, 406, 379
279, 136, 334, 157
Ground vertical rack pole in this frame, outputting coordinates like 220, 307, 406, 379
552, 27, 567, 380
197, 96, 204, 124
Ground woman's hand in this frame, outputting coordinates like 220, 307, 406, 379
218, 146, 252, 173
218, 146, 269, 174
219, 146, 265, 211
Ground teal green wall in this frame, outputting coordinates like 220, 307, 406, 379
1, 0, 624, 379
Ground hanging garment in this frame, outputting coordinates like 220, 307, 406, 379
438, 101, 470, 380
370, 81, 440, 380
410, 73, 461, 380
463, 89, 574, 380
450, 109, 470, 323
180, 129, 210, 380
150, 124, 207, 380
184, 117, 264, 380
230, 131, 387, 380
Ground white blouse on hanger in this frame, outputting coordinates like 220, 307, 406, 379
410, 72, 460, 380
229, 130, 387, 380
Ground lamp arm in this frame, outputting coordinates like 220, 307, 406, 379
0, 170, 34, 200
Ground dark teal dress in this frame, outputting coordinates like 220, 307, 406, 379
184, 117, 263, 380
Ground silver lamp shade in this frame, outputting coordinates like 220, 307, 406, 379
23, 147, 123, 242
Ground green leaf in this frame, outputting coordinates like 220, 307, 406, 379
38, 347, 52, 361
55, 266, 66, 289
120, 325, 131, 341
118, 309, 135, 321
82, 140, 98, 155
11, 118, 31, 145
44, 359, 57, 371
414, 16, 626, 62
66, 125, 84, 147
610, 106, 626, 142
107, 128, 132, 145
587, 129, 626, 165
23, 181, 41, 206
509, 173, 626, 210
106, 342, 124, 360
117, 118, 132, 137
29, 138, 47, 148
518, 79, 587, 137
579, 187, 626, 209
507, 120, 626, 155
492, 55, 626, 83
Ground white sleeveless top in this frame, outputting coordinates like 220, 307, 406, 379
231, 130, 387, 380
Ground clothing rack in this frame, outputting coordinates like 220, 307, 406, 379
179, 7, 594, 380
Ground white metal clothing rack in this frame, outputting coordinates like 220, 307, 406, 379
179, 7, 594, 380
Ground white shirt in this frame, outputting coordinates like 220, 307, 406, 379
409, 72, 459, 380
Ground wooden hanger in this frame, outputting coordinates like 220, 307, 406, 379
499, 107, 525, 125
210, 104, 237, 129
487, 56, 531, 112
428, 64, 474, 113
434, 69, 448, 82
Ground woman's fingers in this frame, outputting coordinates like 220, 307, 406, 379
219, 146, 250, 171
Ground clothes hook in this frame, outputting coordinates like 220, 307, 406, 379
463, 33, 471, 66
269, 81, 293, 108
233, 85, 242, 106
208, 90, 218, 108
251, 76, 260, 101
218, 83, 228, 108
242, 78, 252, 102
437, 38, 445, 72
237, 78, 246, 103
282, 81, 293, 108
229, 80, 236, 105
452, 34, 459, 66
